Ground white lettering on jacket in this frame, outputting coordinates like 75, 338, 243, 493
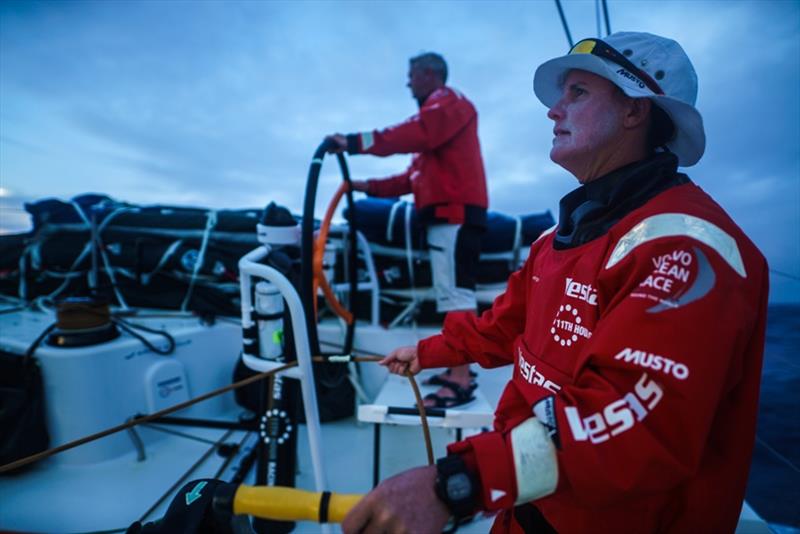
564, 277, 598, 306
639, 248, 694, 294
614, 347, 690, 380
517, 347, 561, 394
565, 373, 663, 444
550, 303, 593, 348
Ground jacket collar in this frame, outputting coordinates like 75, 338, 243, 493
553, 152, 688, 249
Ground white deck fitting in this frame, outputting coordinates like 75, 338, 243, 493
358, 371, 495, 429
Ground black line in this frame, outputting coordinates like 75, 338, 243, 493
554, 0, 574, 48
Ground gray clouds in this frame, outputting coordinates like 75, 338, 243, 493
1, 0, 798, 300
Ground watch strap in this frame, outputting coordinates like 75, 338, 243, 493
435, 455, 477, 520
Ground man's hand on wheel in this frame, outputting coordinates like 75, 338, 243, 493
325, 134, 347, 153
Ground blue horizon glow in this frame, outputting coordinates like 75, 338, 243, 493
1, 0, 798, 302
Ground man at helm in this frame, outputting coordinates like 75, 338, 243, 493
327, 52, 487, 409
343, 32, 768, 533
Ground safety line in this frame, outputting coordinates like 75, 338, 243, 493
0, 361, 296, 473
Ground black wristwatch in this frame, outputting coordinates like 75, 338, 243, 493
434, 455, 477, 520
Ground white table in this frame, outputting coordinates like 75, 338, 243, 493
357, 371, 495, 486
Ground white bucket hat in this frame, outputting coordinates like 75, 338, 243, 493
534, 31, 706, 167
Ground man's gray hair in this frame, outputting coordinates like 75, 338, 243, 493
410, 52, 448, 83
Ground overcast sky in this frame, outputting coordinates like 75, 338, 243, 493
0, 0, 798, 302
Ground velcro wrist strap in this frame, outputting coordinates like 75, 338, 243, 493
345, 133, 361, 154
463, 431, 516, 511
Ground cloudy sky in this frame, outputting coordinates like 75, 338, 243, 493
0, 0, 798, 301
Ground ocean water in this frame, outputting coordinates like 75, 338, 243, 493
745, 304, 800, 530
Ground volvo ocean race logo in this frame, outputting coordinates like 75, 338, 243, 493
631, 246, 716, 313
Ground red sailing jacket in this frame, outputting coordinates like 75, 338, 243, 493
418, 175, 768, 532
346, 86, 488, 225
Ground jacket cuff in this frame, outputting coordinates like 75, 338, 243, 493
418, 335, 464, 369
446, 419, 559, 512
345, 133, 361, 154
447, 432, 516, 512
346, 132, 374, 154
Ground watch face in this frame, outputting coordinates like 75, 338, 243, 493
446, 473, 472, 501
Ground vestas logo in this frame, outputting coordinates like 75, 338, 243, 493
565, 277, 597, 305
565, 373, 663, 444
616, 68, 646, 90
517, 347, 561, 393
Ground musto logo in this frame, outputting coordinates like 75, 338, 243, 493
614, 347, 689, 380
551, 304, 593, 348
565, 373, 663, 444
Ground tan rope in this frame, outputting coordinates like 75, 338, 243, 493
406, 372, 434, 466
0, 360, 298, 473
343, 353, 434, 466
0, 354, 436, 475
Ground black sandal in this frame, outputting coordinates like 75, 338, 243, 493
422, 368, 478, 387
422, 378, 477, 409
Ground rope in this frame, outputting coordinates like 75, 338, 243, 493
181, 210, 218, 311
387, 200, 404, 243
94, 206, 137, 310
594, 0, 602, 38
140, 423, 221, 446
403, 202, 421, 339
141, 238, 184, 285
0, 360, 297, 473
601, 0, 612, 36
112, 317, 176, 355
0, 354, 437, 474
554, 0, 574, 48
71, 201, 130, 309
406, 371, 434, 466
770, 268, 800, 282
755, 434, 800, 475
35, 241, 93, 302
322, 351, 433, 466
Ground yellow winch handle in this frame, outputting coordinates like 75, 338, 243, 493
234, 485, 363, 523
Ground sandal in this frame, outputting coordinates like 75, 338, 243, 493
422, 368, 478, 387
422, 378, 477, 409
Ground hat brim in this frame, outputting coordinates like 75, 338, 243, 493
533, 54, 706, 167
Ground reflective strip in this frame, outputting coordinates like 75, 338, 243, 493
605, 213, 746, 278
360, 131, 374, 151
510, 418, 558, 504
